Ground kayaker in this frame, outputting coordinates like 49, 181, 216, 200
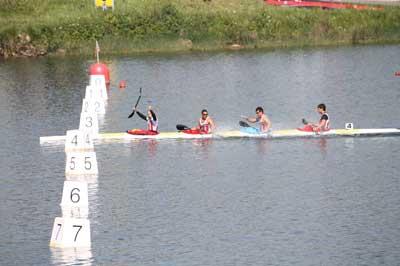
303, 103, 330, 132
244, 106, 272, 133
194, 109, 215, 134
134, 106, 158, 133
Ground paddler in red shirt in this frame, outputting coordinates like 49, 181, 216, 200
193, 109, 215, 134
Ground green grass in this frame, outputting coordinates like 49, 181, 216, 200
1, 0, 400, 56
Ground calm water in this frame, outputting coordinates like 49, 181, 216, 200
1, 45, 400, 266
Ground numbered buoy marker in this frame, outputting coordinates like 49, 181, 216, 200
65, 152, 98, 175
79, 112, 99, 137
61, 181, 89, 208
82, 98, 106, 115
65, 130, 94, 152
50, 217, 91, 247
345, 123, 354, 130
89, 75, 108, 100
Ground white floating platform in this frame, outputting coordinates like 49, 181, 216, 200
40, 128, 400, 145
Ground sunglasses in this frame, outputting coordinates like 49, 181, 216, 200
202, 113, 208, 116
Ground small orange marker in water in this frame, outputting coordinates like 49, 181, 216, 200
119, 80, 127, 89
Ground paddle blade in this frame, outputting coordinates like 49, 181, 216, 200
302, 118, 308, 125
176, 124, 190, 131
128, 110, 136, 118
239, 121, 251, 127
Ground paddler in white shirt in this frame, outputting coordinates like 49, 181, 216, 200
244, 106, 272, 133
193, 109, 215, 134
134, 106, 158, 133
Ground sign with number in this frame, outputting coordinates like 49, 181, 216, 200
65, 152, 98, 175
82, 98, 106, 115
79, 112, 99, 137
65, 130, 94, 152
61, 181, 88, 207
345, 123, 354, 130
50, 217, 91, 247
89, 75, 108, 100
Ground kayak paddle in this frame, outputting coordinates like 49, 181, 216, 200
239, 121, 251, 127
239, 120, 260, 131
128, 87, 142, 118
176, 124, 191, 131
302, 118, 308, 125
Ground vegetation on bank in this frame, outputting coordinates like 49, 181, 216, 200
1, 0, 400, 57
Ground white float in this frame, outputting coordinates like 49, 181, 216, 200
65, 174, 98, 184
79, 112, 99, 137
89, 75, 108, 100
65, 152, 98, 175
61, 181, 88, 207
65, 130, 94, 152
50, 246, 92, 264
345, 123, 354, 130
50, 217, 91, 247
81, 98, 106, 115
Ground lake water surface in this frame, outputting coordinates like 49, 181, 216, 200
1, 45, 400, 266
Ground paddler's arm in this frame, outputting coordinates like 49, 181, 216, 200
314, 119, 327, 131
208, 117, 216, 132
136, 110, 147, 121
262, 115, 271, 131
246, 116, 257, 123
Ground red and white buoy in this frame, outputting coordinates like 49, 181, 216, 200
88, 41, 110, 85
89, 62, 110, 85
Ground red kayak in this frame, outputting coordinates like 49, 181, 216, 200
297, 125, 330, 132
182, 129, 210, 135
127, 129, 159, 135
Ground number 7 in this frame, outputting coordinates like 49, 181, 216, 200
73, 225, 83, 241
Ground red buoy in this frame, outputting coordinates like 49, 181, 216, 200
89, 63, 110, 85
395, 71, 400, 77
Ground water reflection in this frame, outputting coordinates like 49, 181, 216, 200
256, 139, 270, 154
50, 247, 93, 266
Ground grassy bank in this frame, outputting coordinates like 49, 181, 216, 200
1, 0, 400, 57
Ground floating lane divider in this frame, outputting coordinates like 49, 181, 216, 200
50, 70, 107, 249
41, 127, 400, 145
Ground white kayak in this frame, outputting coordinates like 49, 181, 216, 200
40, 127, 400, 145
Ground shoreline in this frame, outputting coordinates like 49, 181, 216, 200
1, 1, 400, 58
